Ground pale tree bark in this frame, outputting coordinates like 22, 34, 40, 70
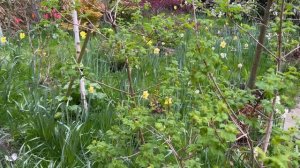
71, 0, 88, 112
247, 0, 274, 89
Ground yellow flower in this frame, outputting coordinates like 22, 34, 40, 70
161, 42, 165, 46
233, 36, 238, 40
88, 86, 95, 94
164, 97, 172, 105
174, 5, 178, 10
1, 36, 7, 44
147, 40, 153, 46
220, 40, 226, 48
20, 33, 25, 39
153, 48, 160, 54
142, 91, 149, 100
244, 43, 249, 49
80, 31, 87, 39
205, 27, 208, 31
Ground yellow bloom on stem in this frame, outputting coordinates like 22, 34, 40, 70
20, 33, 25, 39
153, 48, 160, 54
88, 86, 95, 94
164, 97, 172, 105
80, 31, 87, 39
147, 40, 153, 46
1, 37, 7, 44
142, 91, 149, 100
220, 40, 226, 48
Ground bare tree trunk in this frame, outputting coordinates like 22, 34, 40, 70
260, 1, 285, 167
0, 23, 3, 46
247, 0, 273, 89
71, 0, 88, 112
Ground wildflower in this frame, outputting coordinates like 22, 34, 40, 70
161, 42, 165, 46
212, 47, 215, 51
205, 27, 208, 31
1, 36, 7, 44
20, 32, 25, 39
195, 90, 200, 94
233, 36, 238, 40
179, 33, 184, 38
80, 31, 87, 39
174, 5, 178, 10
220, 53, 227, 59
238, 63, 243, 69
154, 48, 160, 54
220, 40, 226, 48
244, 43, 249, 49
164, 97, 172, 105
142, 91, 149, 100
147, 40, 153, 46
88, 86, 95, 94
5, 153, 18, 162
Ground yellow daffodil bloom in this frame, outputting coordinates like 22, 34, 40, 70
80, 31, 87, 39
20, 33, 25, 39
147, 40, 153, 46
220, 40, 226, 48
142, 91, 149, 100
1, 37, 7, 44
154, 48, 160, 54
88, 86, 95, 94
164, 97, 172, 105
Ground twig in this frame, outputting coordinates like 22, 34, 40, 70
86, 78, 130, 95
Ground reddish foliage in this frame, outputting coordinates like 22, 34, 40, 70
140, 0, 192, 13
43, 8, 61, 20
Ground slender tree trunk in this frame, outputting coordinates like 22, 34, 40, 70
71, 0, 88, 112
260, 1, 285, 167
247, 0, 274, 89
0, 23, 3, 46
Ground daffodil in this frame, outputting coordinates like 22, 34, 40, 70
220, 53, 227, 59
154, 48, 160, 54
220, 40, 226, 48
80, 31, 87, 39
164, 97, 172, 105
20, 33, 25, 39
147, 40, 153, 46
142, 91, 149, 99
1, 37, 7, 44
238, 63, 243, 69
88, 86, 95, 94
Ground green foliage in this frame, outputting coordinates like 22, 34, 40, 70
0, 0, 300, 167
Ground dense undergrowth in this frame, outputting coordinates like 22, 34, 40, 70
1, 0, 300, 167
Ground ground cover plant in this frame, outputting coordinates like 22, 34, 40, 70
0, 0, 300, 167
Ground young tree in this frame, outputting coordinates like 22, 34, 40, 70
247, 0, 274, 89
